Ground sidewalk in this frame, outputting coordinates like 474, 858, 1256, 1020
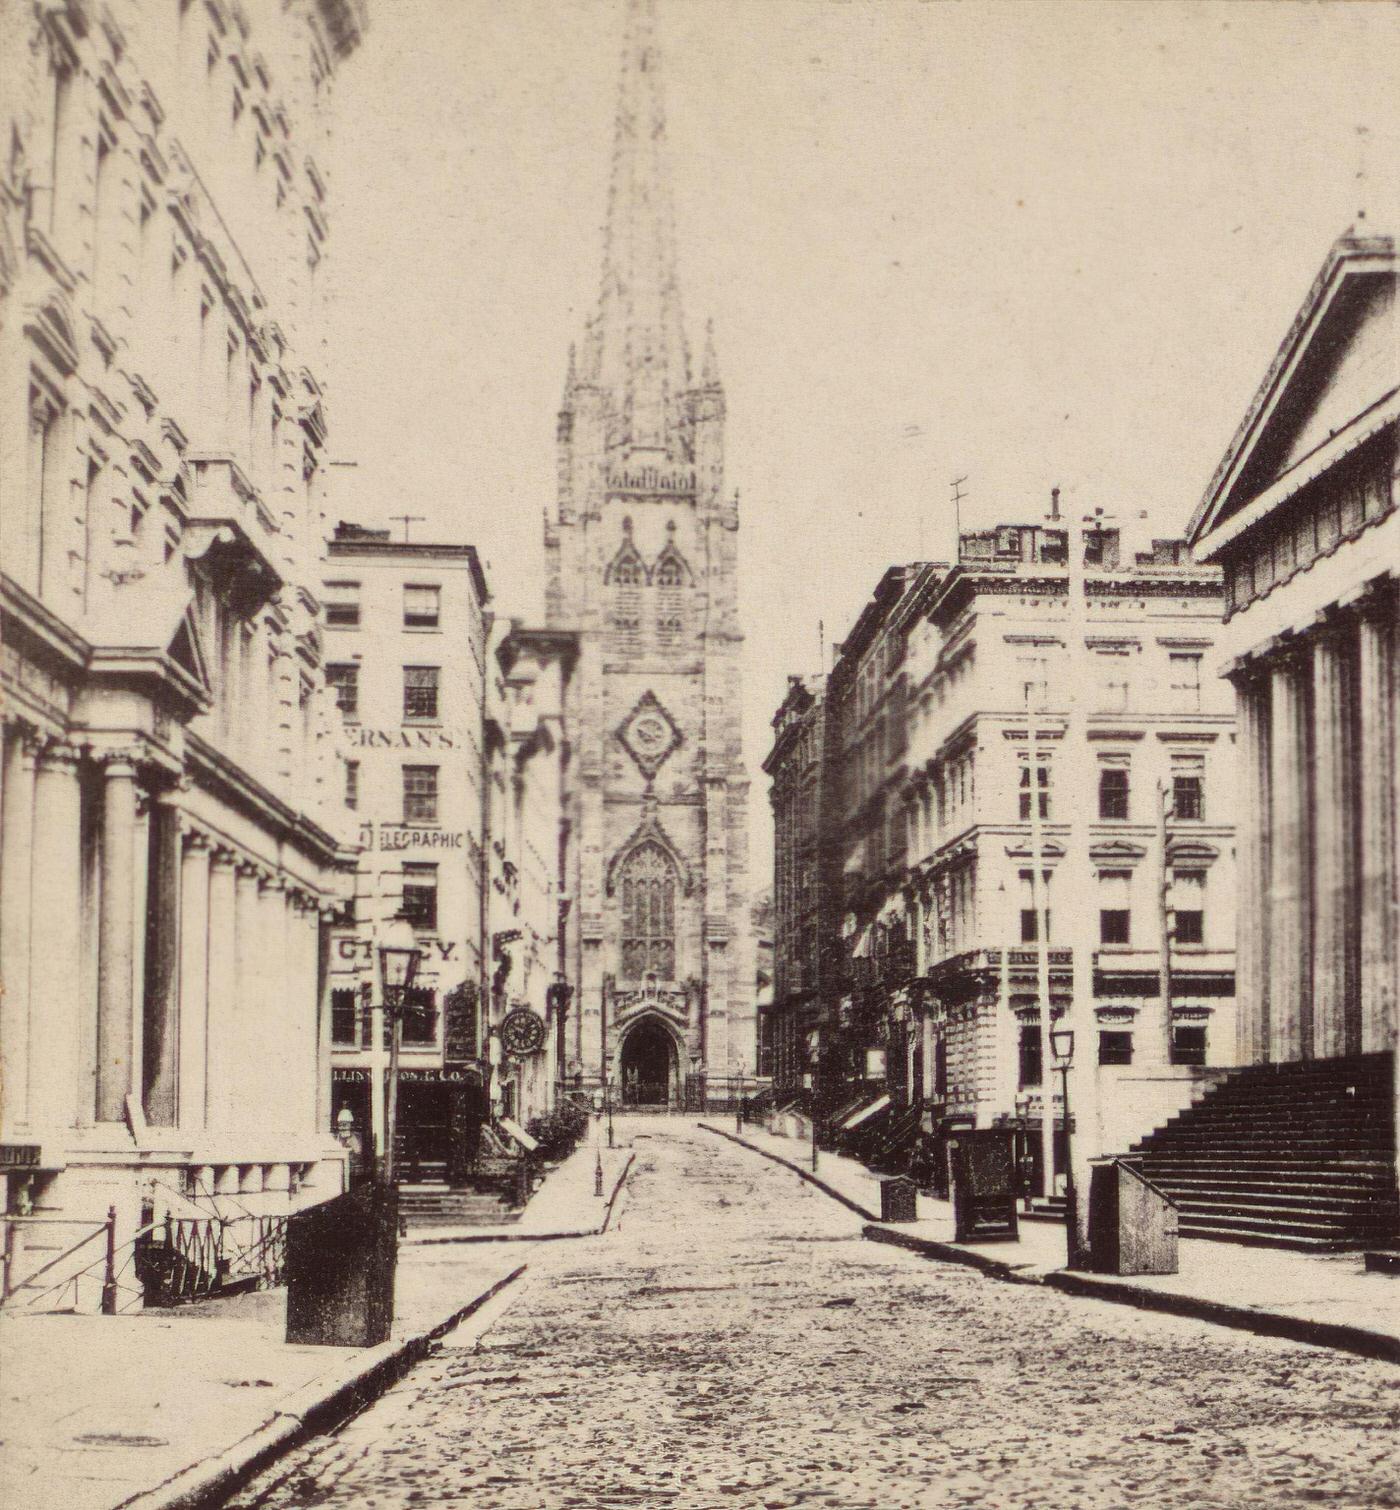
403, 1138, 635, 1245
703, 1121, 1400, 1366
0, 1141, 637, 1510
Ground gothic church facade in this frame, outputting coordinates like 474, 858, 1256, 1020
544, 0, 754, 1104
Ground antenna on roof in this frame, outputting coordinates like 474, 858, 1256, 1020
817, 619, 825, 676
950, 475, 968, 547
390, 515, 426, 544
1355, 124, 1370, 223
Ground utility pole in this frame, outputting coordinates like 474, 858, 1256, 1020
950, 475, 968, 552
1025, 682, 1055, 1202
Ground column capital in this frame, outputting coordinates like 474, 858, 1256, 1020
1349, 574, 1400, 627
182, 827, 214, 854
35, 737, 83, 773
210, 844, 239, 870
235, 859, 264, 882
95, 746, 143, 778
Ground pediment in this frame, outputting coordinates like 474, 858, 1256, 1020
1190, 234, 1397, 545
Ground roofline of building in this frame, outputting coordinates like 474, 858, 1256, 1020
1186, 229, 1397, 547
324, 538, 490, 604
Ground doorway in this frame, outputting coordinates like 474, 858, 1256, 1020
619, 1018, 678, 1107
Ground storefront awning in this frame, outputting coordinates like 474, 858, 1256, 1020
498, 1117, 539, 1153
840, 1093, 890, 1131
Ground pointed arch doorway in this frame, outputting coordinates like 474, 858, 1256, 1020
619, 1017, 679, 1108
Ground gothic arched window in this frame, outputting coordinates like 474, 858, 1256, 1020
654, 556, 684, 588
611, 556, 644, 587
620, 842, 676, 980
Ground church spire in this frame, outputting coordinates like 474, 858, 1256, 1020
589, 0, 692, 456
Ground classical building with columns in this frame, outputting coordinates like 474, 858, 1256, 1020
1186, 231, 1399, 1246
0, 0, 364, 1308
544, 0, 754, 1107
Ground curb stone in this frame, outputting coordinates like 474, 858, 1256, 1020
110, 1263, 528, 1510
706, 1122, 1400, 1369
862, 1223, 1044, 1284
1043, 1269, 1400, 1366
698, 1123, 880, 1222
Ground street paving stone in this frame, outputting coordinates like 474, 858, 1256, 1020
229, 1126, 1400, 1510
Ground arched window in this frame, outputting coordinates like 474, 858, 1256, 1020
620, 842, 676, 980
612, 556, 644, 587
654, 556, 683, 588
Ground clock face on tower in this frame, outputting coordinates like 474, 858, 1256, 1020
615, 691, 683, 779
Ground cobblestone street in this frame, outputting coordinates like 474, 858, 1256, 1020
231, 1125, 1400, 1510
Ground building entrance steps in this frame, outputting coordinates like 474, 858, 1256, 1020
1120, 1052, 1398, 1251
704, 1119, 1400, 1366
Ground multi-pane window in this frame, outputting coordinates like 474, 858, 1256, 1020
331, 987, 359, 1046
1171, 869, 1206, 945
401, 862, 438, 931
620, 842, 676, 980
1018, 1025, 1042, 1088
1019, 759, 1051, 820
344, 759, 360, 811
1169, 652, 1203, 711
1173, 769, 1205, 821
403, 665, 439, 722
1098, 764, 1130, 820
1099, 869, 1132, 945
326, 662, 359, 719
1098, 1031, 1134, 1066
325, 581, 360, 628
402, 764, 438, 825
403, 584, 440, 629
655, 557, 684, 587
1171, 1025, 1207, 1066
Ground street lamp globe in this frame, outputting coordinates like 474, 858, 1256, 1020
379, 916, 423, 993
1050, 1026, 1075, 1067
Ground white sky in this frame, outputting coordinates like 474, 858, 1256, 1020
326, 0, 1400, 883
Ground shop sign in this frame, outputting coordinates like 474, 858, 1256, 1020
349, 727, 457, 750
374, 826, 465, 851
0, 1144, 41, 1168
336, 937, 458, 963
333, 1067, 480, 1085
443, 981, 480, 1066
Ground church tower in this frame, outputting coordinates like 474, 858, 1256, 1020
545, 0, 753, 1104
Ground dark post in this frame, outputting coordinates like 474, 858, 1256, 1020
100, 1206, 118, 1315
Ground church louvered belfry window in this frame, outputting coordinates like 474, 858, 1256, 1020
620, 842, 676, 980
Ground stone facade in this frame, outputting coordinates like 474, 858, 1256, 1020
0, 0, 364, 1309
543, 0, 753, 1106
1187, 232, 1398, 1187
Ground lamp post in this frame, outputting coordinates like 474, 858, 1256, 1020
1014, 1092, 1033, 1212
378, 917, 424, 1188
1050, 1025, 1078, 1265
803, 1071, 818, 1172
605, 1076, 615, 1149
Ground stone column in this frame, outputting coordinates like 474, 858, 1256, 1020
178, 831, 212, 1136
29, 741, 83, 1130
259, 877, 288, 1135
1356, 592, 1398, 1053
143, 792, 184, 1125
205, 849, 238, 1134
231, 863, 263, 1141
1268, 650, 1312, 1063
96, 753, 139, 1122
1231, 673, 1271, 1064
1310, 624, 1357, 1060
0, 727, 37, 1126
